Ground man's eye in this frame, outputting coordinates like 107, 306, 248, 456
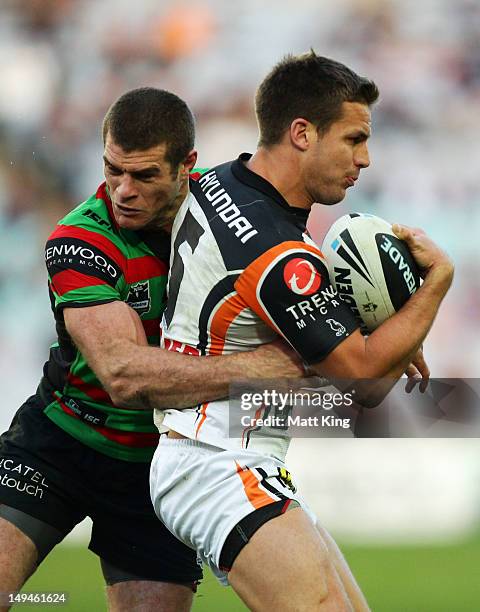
134, 174, 156, 182
106, 166, 122, 175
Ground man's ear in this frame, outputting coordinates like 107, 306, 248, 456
290, 119, 313, 151
182, 149, 198, 175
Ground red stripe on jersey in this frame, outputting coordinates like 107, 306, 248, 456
92, 424, 159, 448
96, 182, 108, 201
58, 398, 159, 448
96, 182, 120, 230
125, 256, 168, 284
235, 240, 323, 334
66, 372, 114, 404
189, 172, 203, 181
142, 318, 160, 338
49, 225, 126, 270
66, 373, 146, 411
50, 269, 109, 297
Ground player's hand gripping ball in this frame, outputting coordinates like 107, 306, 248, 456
321, 213, 421, 332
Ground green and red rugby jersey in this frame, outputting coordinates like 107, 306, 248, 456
40, 182, 174, 462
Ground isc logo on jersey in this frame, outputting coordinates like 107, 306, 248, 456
283, 258, 322, 295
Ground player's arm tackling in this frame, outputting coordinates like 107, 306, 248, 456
64, 301, 305, 410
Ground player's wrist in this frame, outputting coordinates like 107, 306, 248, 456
424, 260, 454, 293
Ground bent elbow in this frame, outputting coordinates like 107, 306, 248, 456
109, 379, 153, 409
103, 360, 146, 408
106, 377, 135, 407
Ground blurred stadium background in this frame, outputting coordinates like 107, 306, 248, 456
1, 0, 479, 609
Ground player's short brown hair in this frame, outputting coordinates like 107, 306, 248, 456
102, 87, 195, 169
255, 51, 379, 147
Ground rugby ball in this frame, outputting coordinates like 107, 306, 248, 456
321, 213, 421, 332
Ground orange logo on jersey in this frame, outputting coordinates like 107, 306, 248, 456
283, 258, 322, 295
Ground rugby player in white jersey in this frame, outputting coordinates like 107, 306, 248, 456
150, 52, 454, 611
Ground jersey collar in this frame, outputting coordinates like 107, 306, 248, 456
232, 153, 309, 221
96, 182, 120, 231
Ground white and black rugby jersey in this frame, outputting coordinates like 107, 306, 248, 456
156, 153, 359, 459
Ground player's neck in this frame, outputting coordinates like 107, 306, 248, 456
247, 147, 313, 210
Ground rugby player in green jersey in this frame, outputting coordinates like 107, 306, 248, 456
0, 88, 306, 612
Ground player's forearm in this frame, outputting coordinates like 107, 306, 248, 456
310, 264, 452, 408
107, 340, 305, 409
110, 347, 224, 409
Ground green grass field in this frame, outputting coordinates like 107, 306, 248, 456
18, 535, 480, 611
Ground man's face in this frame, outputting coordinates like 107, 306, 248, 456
303, 101, 371, 205
103, 134, 187, 231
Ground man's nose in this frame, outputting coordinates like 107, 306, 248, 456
116, 174, 138, 201
355, 143, 370, 169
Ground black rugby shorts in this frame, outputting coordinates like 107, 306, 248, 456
0, 394, 202, 584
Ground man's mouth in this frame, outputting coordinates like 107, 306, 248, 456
114, 203, 142, 216
346, 176, 357, 187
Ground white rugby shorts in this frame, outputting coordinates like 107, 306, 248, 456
149, 437, 316, 585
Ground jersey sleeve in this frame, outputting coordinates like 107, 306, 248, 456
234, 240, 359, 364
45, 224, 126, 311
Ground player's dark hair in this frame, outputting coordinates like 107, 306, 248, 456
255, 51, 379, 147
102, 87, 195, 170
